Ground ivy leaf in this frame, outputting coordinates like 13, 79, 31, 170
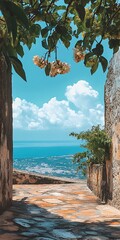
45, 63, 51, 76
75, 3, 85, 21
99, 56, 108, 72
10, 56, 26, 81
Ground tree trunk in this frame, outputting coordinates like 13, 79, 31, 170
0, 54, 13, 213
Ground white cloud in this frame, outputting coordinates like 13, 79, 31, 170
13, 98, 44, 130
13, 97, 87, 130
13, 80, 104, 131
88, 104, 104, 127
38, 97, 69, 124
65, 80, 98, 109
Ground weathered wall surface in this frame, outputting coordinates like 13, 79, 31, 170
87, 164, 103, 200
105, 50, 120, 209
13, 169, 80, 184
0, 55, 13, 213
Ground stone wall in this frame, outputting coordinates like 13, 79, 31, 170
13, 169, 80, 184
87, 164, 103, 200
0, 55, 13, 213
105, 50, 120, 209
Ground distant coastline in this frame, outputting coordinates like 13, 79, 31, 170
13, 140, 80, 148
13, 143, 84, 180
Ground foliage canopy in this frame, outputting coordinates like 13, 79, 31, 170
0, 0, 120, 79
70, 125, 111, 175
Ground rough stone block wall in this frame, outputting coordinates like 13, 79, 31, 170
0, 55, 13, 213
105, 50, 120, 209
87, 164, 103, 200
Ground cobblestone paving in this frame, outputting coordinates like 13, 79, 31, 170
0, 181, 120, 239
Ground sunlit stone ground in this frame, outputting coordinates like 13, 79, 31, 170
0, 181, 120, 239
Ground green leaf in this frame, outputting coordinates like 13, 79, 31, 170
75, 4, 85, 21
113, 45, 119, 54
1, 7, 17, 42
109, 39, 120, 53
16, 44, 24, 57
80, 0, 88, 6
10, 16, 17, 42
56, 5, 66, 10
30, 24, 41, 37
5, 1, 29, 29
6, 44, 17, 58
99, 56, 108, 72
45, 63, 51, 76
91, 61, 99, 74
60, 35, 70, 48
42, 39, 48, 49
10, 56, 26, 81
93, 44, 103, 56
48, 36, 55, 51
56, 26, 72, 45
56, 25, 67, 35
75, 40, 83, 48
51, 31, 60, 44
84, 52, 94, 65
64, 0, 70, 3
0, 0, 29, 42
41, 27, 49, 38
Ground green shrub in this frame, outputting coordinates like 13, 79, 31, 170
70, 125, 111, 175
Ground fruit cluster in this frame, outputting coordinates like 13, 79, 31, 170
74, 47, 85, 63
50, 60, 70, 77
33, 56, 47, 69
33, 56, 70, 77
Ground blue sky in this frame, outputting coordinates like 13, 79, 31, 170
12, 37, 113, 142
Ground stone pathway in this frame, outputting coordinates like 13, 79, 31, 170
1, 181, 120, 239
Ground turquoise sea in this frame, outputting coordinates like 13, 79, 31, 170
13, 141, 85, 179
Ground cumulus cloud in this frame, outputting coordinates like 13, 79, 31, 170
65, 80, 98, 109
13, 80, 104, 130
13, 97, 87, 130
88, 104, 104, 127
13, 98, 44, 130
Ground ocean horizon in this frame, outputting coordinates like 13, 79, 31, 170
13, 141, 85, 180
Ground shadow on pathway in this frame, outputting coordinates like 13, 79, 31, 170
0, 182, 120, 240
